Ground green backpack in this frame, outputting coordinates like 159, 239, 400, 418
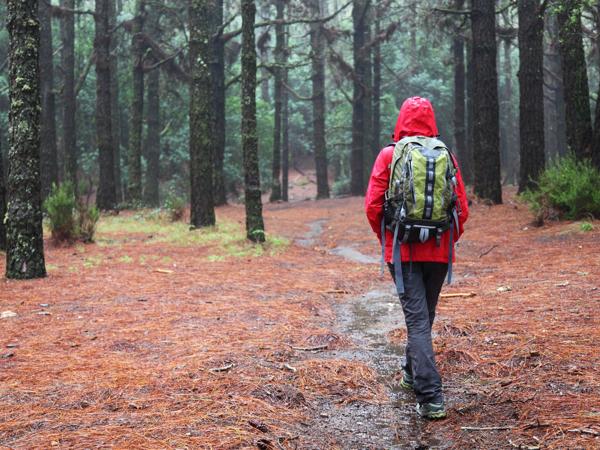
381, 136, 459, 294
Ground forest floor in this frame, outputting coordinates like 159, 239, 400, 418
1, 178, 599, 449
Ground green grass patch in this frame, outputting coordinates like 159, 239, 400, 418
580, 221, 594, 232
95, 213, 289, 260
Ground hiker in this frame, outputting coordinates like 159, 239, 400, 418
365, 96, 469, 419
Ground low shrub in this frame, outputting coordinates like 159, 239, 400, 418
521, 156, 600, 222
77, 203, 100, 243
332, 177, 351, 197
44, 182, 77, 242
163, 195, 186, 222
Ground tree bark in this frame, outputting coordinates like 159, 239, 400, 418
269, 0, 284, 202
109, 0, 123, 202
372, 3, 382, 152
281, 39, 290, 202
518, 0, 545, 192
189, 0, 216, 227
39, 0, 58, 199
128, 0, 145, 203
60, 0, 77, 190
471, 0, 502, 203
241, 0, 265, 242
452, 0, 467, 174
310, 0, 329, 199
0, 136, 6, 251
95, 0, 117, 210
464, 37, 474, 184
557, 0, 593, 160
350, 0, 370, 195
212, 0, 227, 205
590, 0, 600, 169
143, 8, 161, 207
6, 0, 46, 279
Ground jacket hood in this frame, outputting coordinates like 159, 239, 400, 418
393, 96, 439, 142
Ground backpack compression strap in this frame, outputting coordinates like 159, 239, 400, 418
447, 208, 460, 285
392, 222, 404, 295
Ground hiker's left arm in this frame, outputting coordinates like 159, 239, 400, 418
365, 148, 391, 241
455, 166, 469, 239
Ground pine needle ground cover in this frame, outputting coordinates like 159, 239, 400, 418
1, 188, 599, 448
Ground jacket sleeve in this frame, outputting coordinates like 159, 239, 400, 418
365, 147, 392, 241
453, 163, 469, 240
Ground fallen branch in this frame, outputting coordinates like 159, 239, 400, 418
209, 363, 234, 373
461, 425, 514, 431
567, 428, 600, 436
288, 344, 328, 352
440, 292, 476, 299
282, 363, 297, 372
479, 244, 498, 258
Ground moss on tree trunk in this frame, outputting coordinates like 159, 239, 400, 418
241, 0, 265, 242
6, 0, 47, 279
189, 0, 216, 228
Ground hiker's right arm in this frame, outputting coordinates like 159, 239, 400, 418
365, 147, 393, 241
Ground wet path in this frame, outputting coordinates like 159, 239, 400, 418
296, 220, 446, 449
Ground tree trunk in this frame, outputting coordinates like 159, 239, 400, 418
544, 12, 567, 160
189, 0, 216, 227
281, 41, 290, 202
60, 0, 77, 190
557, 0, 593, 160
269, 0, 284, 202
350, 0, 370, 195
471, 0, 502, 203
310, 0, 329, 199
109, 0, 123, 202
501, 38, 518, 185
241, 0, 265, 242
518, 0, 546, 192
6, 0, 46, 279
0, 137, 6, 251
590, 0, 600, 169
95, 0, 117, 210
464, 37, 474, 184
143, 8, 160, 207
39, 0, 58, 199
128, 0, 145, 203
372, 4, 382, 151
452, 0, 466, 171
212, 0, 227, 205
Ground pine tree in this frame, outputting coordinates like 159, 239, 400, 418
6, 0, 46, 279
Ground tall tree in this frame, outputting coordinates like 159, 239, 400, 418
590, 0, 600, 169
109, 0, 123, 202
189, 0, 216, 227
452, 0, 467, 173
310, 0, 330, 199
556, 0, 592, 160
372, 3, 382, 151
281, 38, 290, 202
269, 0, 285, 202
471, 0, 502, 203
128, 0, 145, 203
95, 0, 117, 210
464, 37, 474, 184
39, 0, 58, 199
518, 0, 545, 192
211, 0, 227, 205
6, 0, 46, 279
60, 0, 77, 189
350, 0, 370, 195
241, 0, 265, 242
0, 137, 6, 252
144, 8, 161, 207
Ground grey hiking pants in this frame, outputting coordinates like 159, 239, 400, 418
388, 262, 447, 404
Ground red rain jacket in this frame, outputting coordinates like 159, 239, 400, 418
365, 97, 469, 264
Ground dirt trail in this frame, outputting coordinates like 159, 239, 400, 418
1, 189, 599, 449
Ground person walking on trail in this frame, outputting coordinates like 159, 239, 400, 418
365, 96, 469, 420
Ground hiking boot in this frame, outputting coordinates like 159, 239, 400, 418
416, 401, 447, 420
399, 370, 414, 391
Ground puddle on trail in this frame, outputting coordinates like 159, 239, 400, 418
305, 287, 447, 449
329, 246, 379, 265
296, 219, 328, 247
